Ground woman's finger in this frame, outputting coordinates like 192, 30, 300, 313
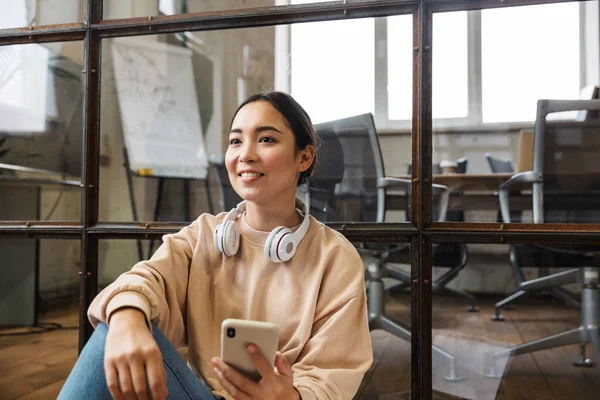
145, 354, 168, 400
213, 358, 259, 398
274, 352, 293, 377
213, 367, 252, 400
246, 344, 274, 381
129, 358, 150, 400
116, 364, 137, 400
105, 363, 126, 400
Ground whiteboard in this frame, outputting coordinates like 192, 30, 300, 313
112, 37, 208, 179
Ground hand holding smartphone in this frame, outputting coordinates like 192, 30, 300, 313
220, 318, 279, 382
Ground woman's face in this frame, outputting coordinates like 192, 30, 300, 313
225, 100, 313, 206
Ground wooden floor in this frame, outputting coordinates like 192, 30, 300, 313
1, 294, 599, 400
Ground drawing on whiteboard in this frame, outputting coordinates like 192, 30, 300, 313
112, 37, 208, 179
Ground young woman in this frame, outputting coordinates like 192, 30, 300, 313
58, 92, 373, 400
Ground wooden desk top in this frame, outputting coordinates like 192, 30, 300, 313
395, 173, 514, 192
433, 173, 513, 191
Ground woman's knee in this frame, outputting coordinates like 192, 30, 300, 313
57, 324, 111, 399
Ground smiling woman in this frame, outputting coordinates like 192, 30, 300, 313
226, 92, 317, 230
58, 91, 373, 400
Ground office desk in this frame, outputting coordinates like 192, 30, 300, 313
390, 173, 513, 192
429, 173, 513, 192
386, 173, 530, 212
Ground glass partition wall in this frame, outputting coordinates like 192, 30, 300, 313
1, 1, 599, 399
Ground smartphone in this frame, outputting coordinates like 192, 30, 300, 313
220, 318, 279, 382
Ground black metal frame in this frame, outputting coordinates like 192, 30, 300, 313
0, 1, 598, 399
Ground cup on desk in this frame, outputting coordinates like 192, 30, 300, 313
439, 160, 457, 174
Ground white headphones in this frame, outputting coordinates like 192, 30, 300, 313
214, 198, 311, 263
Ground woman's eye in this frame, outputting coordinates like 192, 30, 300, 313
229, 138, 241, 145
259, 137, 275, 143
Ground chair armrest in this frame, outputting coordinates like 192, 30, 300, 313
378, 177, 411, 189
498, 171, 542, 223
378, 177, 449, 222
378, 177, 447, 193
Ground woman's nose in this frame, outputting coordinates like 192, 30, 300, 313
239, 143, 257, 163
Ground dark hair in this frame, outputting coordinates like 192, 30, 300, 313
230, 91, 319, 186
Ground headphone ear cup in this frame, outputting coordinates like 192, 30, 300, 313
220, 220, 240, 256
265, 226, 294, 263
214, 222, 225, 253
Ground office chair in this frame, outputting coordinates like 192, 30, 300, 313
485, 148, 582, 315
305, 127, 346, 221
484, 153, 521, 310
311, 113, 463, 381
484, 153, 514, 174
455, 156, 469, 174
401, 158, 477, 310
485, 99, 600, 374
484, 152, 572, 310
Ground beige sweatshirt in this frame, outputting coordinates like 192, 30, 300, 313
88, 212, 373, 400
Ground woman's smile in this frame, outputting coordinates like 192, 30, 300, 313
238, 170, 265, 183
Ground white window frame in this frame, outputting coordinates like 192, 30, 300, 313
278, 1, 599, 132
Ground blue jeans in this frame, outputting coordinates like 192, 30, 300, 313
58, 323, 219, 400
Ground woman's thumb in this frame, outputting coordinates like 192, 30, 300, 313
274, 352, 293, 376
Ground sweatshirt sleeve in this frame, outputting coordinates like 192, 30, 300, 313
87, 221, 199, 345
292, 244, 373, 400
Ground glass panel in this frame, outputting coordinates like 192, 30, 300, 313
98, 19, 412, 225
388, 11, 468, 121
0, 0, 83, 31
431, 130, 524, 224
539, 120, 600, 224
104, 0, 309, 20
0, 41, 83, 222
430, 239, 600, 399
0, 238, 80, 399
433, 2, 599, 224
98, 238, 410, 398
363, 240, 413, 397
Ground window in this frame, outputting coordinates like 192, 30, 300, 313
0, 44, 50, 132
387, 12, 469, 122
288, 1, 584, 129
2, 1, 31, 29
481, 4, 580, 123
159, 0, 177, 15
290, 13, 374, 124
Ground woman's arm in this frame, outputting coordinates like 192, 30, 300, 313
88, 221, 199, 345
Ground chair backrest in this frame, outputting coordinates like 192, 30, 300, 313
311, 113, 385, 223
516, 130, 534, 172
533, 99, 600, 224
408, 158, 468, 222
209, 160, 243, 212
485, 153, 514, 173
307, 127, 345, 221
456, 156, 469, 174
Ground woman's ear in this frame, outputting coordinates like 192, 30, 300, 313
297, 145, 316, 172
